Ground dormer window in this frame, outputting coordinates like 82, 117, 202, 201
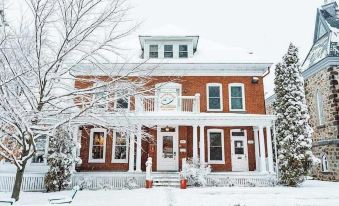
164, 45, 173, 58
179, 45, 188, 58
149, 45, 158, 58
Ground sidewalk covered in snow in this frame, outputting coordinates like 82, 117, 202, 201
1, 180, 339, 206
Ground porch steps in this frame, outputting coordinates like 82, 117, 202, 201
152, 172, 180, 187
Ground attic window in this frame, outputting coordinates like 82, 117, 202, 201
164, 45, 173, 58
179, 45, 188, 58
149, 45, 158, 58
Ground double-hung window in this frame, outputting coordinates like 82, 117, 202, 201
208, 129, 225, 164
89, 128, 107, 163
179, 45, 188, 58
207, 83, 222, 111
93, 83, 108, 109
164, 45, 173, 58
112, 132, 128, 163
316, 90, 325, 126
115, 89, 130, 109
149, 45, 158, 58
229, 83, 245, 111
321, 154, 329, 172
31, 136, 47, 164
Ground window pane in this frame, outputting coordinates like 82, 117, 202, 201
209, 86, 220, 97
209, 98, 221, 109
179, 52, 188, 58
210, 132, 222, 146
117, 98, 128, 108
164, 45, 173, 51
232, 131, 245, 136
179, 45, 188, 51
92, 132, 105, 159
163, 135, 174, 158
115, 133, 126, 145
114, 146, 127, 159
32, 136, 46, 163
234, 140, 244, 154
231, 98, 243, 110
210, 147, 222, 161
164, 52, 173, 58
231, 86, 242, 97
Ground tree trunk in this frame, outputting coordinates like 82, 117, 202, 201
11, 163, 26, 201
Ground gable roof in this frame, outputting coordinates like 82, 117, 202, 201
302, 2, 339, 76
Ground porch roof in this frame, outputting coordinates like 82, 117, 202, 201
74, 112, 276, 127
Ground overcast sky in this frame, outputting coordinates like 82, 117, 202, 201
5, 0, 328, 96
128, 0, 326, 96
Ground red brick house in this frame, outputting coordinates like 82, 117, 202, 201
71, 28, 276, 175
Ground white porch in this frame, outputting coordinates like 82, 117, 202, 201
74, 112, 277, 174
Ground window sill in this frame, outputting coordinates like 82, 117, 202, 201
111, 160, 128, 164
89, 159, 105, 163
208, 161, 225, 165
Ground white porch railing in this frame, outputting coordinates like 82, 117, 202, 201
0, 172, 276, 192
137, 93, 200, 113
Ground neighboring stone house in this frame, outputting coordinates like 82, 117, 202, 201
266, 1, 339, 181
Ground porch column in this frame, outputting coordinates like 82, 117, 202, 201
193, 125, 198, 160
71, 125, 79, 172
128, 131, 135, 172
258, 126, 267, 173
266, 125, 274, 173
253, 127, 260, 171
199, 125, 205, 164
136, 124, 142, 172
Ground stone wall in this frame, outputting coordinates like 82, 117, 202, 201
304, 66, 339, 181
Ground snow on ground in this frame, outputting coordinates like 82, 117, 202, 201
1, 180, 339, 206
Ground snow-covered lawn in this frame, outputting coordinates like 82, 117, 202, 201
1, 180, 339, 206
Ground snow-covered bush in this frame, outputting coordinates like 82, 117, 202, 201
274, 43, 313, 186
182, 158, 211, 187
124, 177, 140, 190
45, 127, 77, 192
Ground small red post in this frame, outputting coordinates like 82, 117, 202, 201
180, 179, 187, 189
146, 180, 153, 189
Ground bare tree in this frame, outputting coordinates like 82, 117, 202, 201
0, 0, 154, 201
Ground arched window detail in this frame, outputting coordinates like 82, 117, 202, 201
321, 154, 329, 172
316, 90, 325, 126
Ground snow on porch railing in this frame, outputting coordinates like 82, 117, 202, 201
0, 172, 146, 192
0, 173, 45, 192
205, 173, 277, 187
137, 93, 200, 113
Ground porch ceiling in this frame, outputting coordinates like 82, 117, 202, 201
74, 112, 276, 127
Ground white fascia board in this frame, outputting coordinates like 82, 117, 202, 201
70, 63, 272, 77
303, 57, 339, 79
73, 113, 276, 127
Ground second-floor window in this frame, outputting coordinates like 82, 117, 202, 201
207, 83, 222, 111
229, 83, 245, 111
149, 45, 158, 58
179, 45, 188, 58
164, 45, 173, 58
115, 89, 130, 109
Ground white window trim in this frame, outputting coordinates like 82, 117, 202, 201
316, 90, 325, 126
111, 131, 129, 163
149, 45, 159, 58
93, 82, 109, 110
179, 45, 188, 58
228, 83, 246, 112
30, 135, 49, 166
164, 45, 173, 58
206, 83, 223, 111
322, 154, 329, 172
207, 129, 225, 164
89, 128, 107, 163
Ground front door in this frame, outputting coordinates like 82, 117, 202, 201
157, 127, 179, 171
231, 129, 249, 171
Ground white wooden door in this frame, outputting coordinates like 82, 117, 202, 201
157, 127, 179, 171
231, 129, 249, 171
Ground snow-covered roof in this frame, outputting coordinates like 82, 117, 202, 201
302, 1, 339, 75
